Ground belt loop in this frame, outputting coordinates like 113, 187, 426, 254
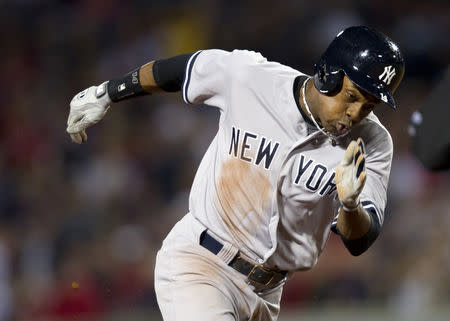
216, 242, 239, 265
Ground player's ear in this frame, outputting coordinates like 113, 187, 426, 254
313, 65, 344, 96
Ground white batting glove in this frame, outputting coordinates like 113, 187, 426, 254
66, 82, 111, 144
335, 138, 367, 211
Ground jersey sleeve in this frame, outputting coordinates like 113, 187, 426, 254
182, 49, 269, 111
359, 127, 393, 228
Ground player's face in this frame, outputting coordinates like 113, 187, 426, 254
316, 76, 381, 136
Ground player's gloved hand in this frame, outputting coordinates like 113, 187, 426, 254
66, 82, 111, 144
335, 138, 366, 211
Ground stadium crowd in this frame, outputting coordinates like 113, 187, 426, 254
0, 0, 449, 320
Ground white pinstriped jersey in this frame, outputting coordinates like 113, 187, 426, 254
182, 49, 392, 271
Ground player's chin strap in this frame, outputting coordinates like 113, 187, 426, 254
302, 77, 348, 145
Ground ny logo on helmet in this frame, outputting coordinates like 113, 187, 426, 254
378, 65, 396, 85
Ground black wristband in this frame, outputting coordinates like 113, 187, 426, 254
107, 67, 148, 102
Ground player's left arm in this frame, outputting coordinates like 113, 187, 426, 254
334, 137, 387, 256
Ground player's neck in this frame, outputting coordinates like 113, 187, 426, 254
299, 78, 321, 124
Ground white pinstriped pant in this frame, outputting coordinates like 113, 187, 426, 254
154, 212, 283, 321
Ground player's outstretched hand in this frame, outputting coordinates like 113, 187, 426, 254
335, 138, 366, 211
66, 82, 111, 144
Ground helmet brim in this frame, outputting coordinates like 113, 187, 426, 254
346, 69, 397, 109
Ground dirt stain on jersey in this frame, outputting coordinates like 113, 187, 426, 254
217, 158, 271, 245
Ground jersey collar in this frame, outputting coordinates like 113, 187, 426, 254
293, 75, 321, 131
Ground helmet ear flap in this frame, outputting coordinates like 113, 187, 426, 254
313, 64, 344, 96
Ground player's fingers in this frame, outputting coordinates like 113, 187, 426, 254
356, 137, 366, 154
67, 121, 82, 134
356, 171, 367, 191
80, 130, 88, 143
67, 113, 89, 134
356, 155, 365, 178
70, 133, 82, 144
68, 119, 91, 135
335, 165, 343, 183
353, 142, 364, 165
355, 150, 365, 166
343, 141, 357, 165
68, 113, 84, 126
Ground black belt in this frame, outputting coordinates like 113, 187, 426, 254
200, 231, 288, 288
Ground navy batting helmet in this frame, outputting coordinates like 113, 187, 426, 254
313, 26, 405, 109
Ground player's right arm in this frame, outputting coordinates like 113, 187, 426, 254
67, 49, 266, 143
66, 53, 195, 143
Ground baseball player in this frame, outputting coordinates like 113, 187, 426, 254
66, 26, 404, 321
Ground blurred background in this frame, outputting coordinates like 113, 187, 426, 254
0, 0, 449, 320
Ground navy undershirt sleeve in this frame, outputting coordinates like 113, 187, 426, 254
153, 53, 193, 92
339, 208, 382, 256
